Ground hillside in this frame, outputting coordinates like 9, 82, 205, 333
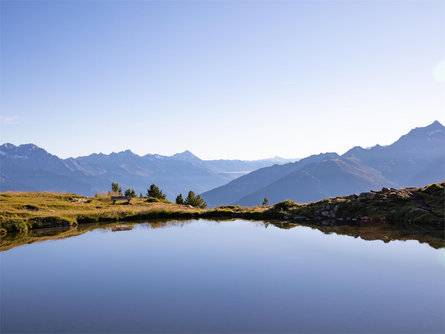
201, 152, 339, 207
201, 121, 445, 206
235, 157, 393, 206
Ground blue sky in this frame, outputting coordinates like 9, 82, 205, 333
1, 0, 444, 160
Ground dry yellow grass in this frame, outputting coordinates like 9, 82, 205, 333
0, 192, 204, 232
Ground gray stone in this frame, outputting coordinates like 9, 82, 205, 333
359, 192, 376, 200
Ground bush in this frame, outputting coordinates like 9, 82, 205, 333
423, 183, 443, 195
273, 200, 298, 211
145, 197, 162, 203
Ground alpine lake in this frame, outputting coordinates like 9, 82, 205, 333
1, 219, 444, 333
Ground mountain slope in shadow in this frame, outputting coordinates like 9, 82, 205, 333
201, 121, 445, 206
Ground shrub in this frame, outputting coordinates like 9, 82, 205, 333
145, 197, 162, 203
273, 200, 298, 211
423, 183, 443, 195
23, 204, 39, 211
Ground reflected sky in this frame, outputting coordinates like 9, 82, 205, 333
1, 220, 444, 333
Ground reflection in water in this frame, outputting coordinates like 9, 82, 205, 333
1, 219, 444, 252
1, 219, 444, 333
299, 221, 445, 249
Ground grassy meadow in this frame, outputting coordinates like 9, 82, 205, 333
0, 192, 266, 233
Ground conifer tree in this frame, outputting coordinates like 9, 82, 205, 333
111, 182, 122, 195
146, 184, 166, 200
184, 190, 207, 208
125, 189, 137, 197
176, 193, 184, 205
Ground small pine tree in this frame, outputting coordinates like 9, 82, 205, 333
146, 184, 166, 200
195, 195, 207, 209
184, 190, 195, 206
184, 190, 207, 208
139, 193, 143, 198
176, 193, 184, 205
111, 182, 122, 195
262, 197, 269, 207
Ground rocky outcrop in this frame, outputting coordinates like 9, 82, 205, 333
270, 182, 444, 227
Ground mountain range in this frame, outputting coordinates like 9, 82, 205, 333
1, 121, 444, 205
201, 121, 445, 207
0, 144, 295, 199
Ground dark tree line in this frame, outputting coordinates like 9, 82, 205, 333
110, 182, 206, 208
176, 190, 207, 208
125, 189, 136, 197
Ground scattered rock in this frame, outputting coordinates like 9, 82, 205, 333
71, 197, 90, 203
321, 210, 330, 217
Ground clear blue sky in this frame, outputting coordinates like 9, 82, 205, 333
1, 0, 444, 160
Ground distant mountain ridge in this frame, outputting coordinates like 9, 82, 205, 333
201, 121, 445, 207
0, 144, 296, 199
2, 121, 444, 205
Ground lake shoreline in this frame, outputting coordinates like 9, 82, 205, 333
1, 183, 443, 235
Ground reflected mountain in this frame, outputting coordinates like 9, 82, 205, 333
1, 219, 443, 252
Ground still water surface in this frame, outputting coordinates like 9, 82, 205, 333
1, 220, 444, 333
